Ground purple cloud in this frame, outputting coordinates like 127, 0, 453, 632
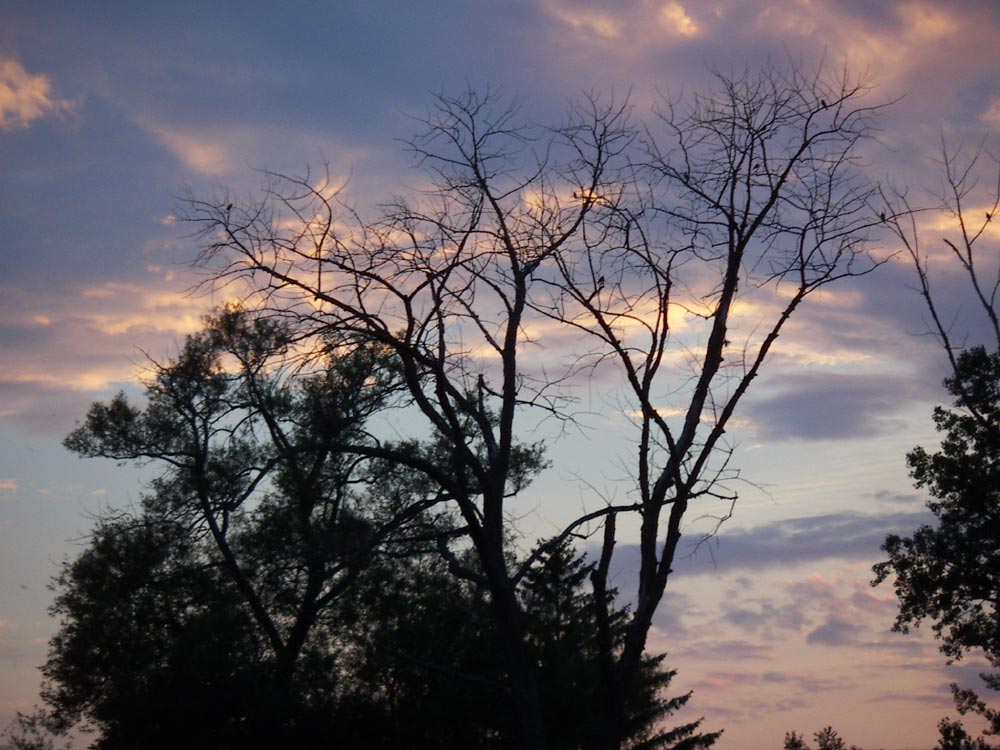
807, 615, 866, 646
743, 371, 930, 441
606, 510, 935, 579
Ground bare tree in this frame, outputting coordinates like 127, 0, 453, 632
882, 137, 1000, 375
543, 65, 889, 748
186, 64, 888, 750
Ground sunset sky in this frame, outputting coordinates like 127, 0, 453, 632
3, 2, 1000, 748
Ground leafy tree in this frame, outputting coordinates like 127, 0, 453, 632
936, 717, 998, 750
57, 307, 453, 747
519, 540, 720, 750
0, 710, 69, 750
40, 515, 276, 749
814, 726, 846, 750
31, 510, 714, 749
874, 347, 1000, 717
872, 347, 1000, 738
782, 727, 861, 750
47, 307, 709, 749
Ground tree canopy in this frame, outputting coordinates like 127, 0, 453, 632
18, 502, 719, 749
875, 347, 1000, 668
874, 346, 1000, 738
8, 306, 719, 750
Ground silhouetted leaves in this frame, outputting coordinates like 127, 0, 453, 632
875, 346, 1000, 739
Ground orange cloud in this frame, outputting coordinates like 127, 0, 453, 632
0, 57, 74, 130
133, 116, 234, 175
756, 1, 967, 89
659, 2, 699, 37
1, 277, 233, 399
983, 97, 1000, 126
541, 0, 703, 48
541, 1, 624, 40
900, 1, 960, 40
78, 280, 237, 338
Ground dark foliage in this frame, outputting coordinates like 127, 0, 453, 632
49, 307, 449, 748
326, 538, 720, 750
29, 523, 717, 749
874, 346, 1000, 737
781, 726, 860, 750
18, 308, 716, 749
936, 716, 999, 750
41, 516, 279, 749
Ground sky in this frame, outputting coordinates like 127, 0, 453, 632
1, 1, 1000, 748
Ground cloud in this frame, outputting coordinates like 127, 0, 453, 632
644, 591, 696, 636
0, 479, 15, 492
541, 1, 624, 41
133, 117, 235, 176
671, 510, 934, 575
77, 280, 214, 337
983, 97, 1000, 126
539, 0, 708, 52
873, 489, 924, 507
703, 567, 900, 647
807, 614, 866, 646
943, 660, 999, 692
721, 596, 810, 638
602, 511, 932, 642
742, 372, 927, 441
0, 266, 245, 435
760, 670, 845, 693
0, 379, 109, 436
869, 689, 952, 707
687, 667, 854, 719
678, 639, 774, 662
658, 3, 699, 37
0, 57, 74, 130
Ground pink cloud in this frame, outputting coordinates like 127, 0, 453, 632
0, 58, 73, 130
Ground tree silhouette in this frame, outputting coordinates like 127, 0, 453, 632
814, 726, 847, 750
187, 64, 887, 749
39, 305, 715, 748
0, 710, 68, 750
876, 141, 1000, 740
936, 717, 998, 750
41, 515, 275, 749
519, 540, 720, 750
58, 308, 458, 746
781, 727, 861, 750
874, 348, 1000, 680
336, 538, 720, 750
29, 509, 714, 748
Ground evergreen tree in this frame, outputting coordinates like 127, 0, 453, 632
337, 539, 721, 750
